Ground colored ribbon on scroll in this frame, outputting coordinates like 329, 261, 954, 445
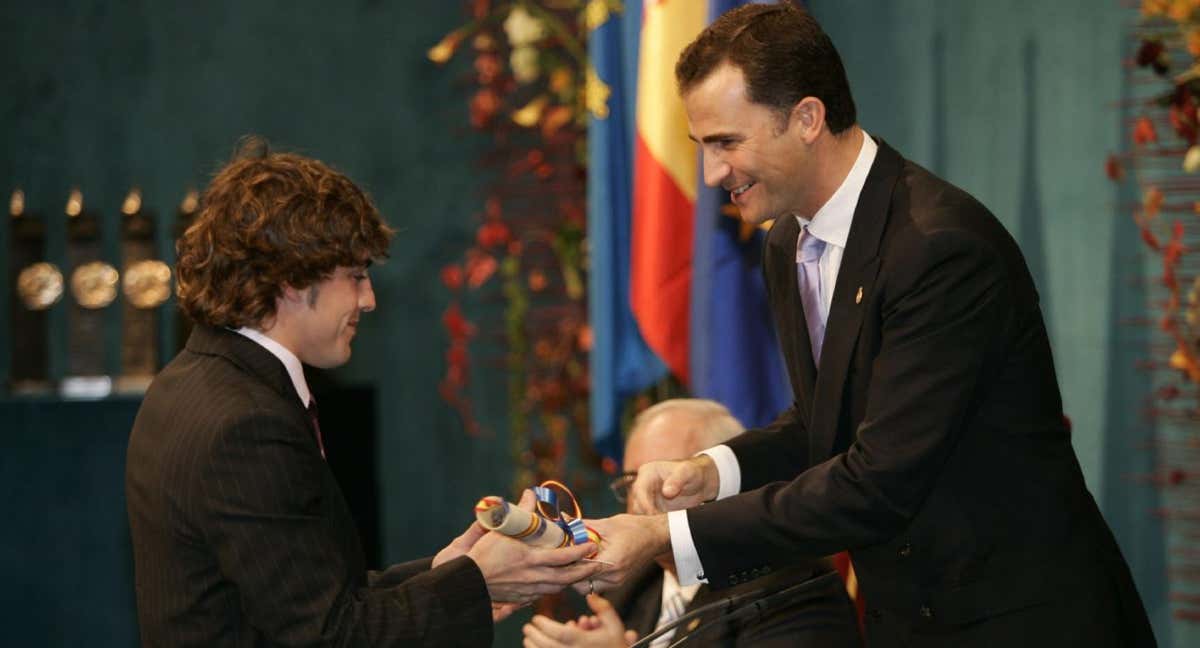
474, 479, 601, 552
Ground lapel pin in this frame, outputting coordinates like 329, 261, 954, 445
855, 286, 863, 304
686, 618, 701, 632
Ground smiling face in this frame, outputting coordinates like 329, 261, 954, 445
288, 264, 376, 369
684, 63, 820, 224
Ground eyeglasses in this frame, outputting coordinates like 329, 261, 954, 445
608, 471, 638, 503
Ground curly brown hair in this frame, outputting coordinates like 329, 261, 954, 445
176, 137, 393, 329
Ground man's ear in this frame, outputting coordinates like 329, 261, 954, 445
277, 284, 310, 312
789, 97, 826, 144
280, 284, 302, 303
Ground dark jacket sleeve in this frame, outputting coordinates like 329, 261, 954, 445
201, 411, 492, 646
690, 229, 1011, 587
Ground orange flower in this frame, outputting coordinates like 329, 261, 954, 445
428, 28, 466, 64
541, 105, 574, 138
1134, 116, 1158, 145
1142, 0, 1169, 16
1145, 186, 1166, 219
528, 269, 548, 292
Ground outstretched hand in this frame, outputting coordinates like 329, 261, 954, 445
628, 456, 719, 516
522, 594, 638, 648
574, 513, 670, 595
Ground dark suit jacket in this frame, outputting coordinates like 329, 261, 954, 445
606, 562, 860, 647
126, 326, 492, 647
686, 141, 1156, 647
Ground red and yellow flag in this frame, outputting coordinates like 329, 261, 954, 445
630, 0, 707, 384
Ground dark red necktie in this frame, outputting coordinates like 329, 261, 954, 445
306, 399, 326, 460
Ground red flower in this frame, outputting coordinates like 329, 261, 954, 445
1170, 89, 1198, 144
465, 249, 498, 288
476, 221, 512, 248
1133, 116, 1157, 145
528, 269, 548, 292
442, 303, 476, 339
1141, 226, 1162, 250
470, 89, 502, 129
475, 53, 501, 85
441, 264, 464, 290
1105, 154, 1124, 182
1135, 39, 1169, 76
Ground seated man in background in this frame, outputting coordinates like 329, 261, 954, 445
125, 137, 600, 647
522, 399, 861, 647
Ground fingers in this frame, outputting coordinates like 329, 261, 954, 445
459, 521, 488, 545
660, 462, 695, 500
630, 464, 665, 515
523, 615, 577, 648
535, 541, 598, 567
517, 488, 537, 512
492, 601, 527, 623
585, 594, 624, 630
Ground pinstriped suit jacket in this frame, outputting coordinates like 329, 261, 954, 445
126, 325, 492, 646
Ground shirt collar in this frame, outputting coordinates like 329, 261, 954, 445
234, 326, 312, 407
795, 130, 878, 249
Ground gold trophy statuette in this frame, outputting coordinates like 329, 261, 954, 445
122, 260, 172, 309
70, 261, 119, 309
16, 262, 64, 311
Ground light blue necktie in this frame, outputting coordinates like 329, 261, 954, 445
797, 228, 827, 363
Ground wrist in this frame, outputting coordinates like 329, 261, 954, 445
694, 455, 720, 501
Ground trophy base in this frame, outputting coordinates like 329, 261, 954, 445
59, 375, 113, 400
115, 374, 154, 395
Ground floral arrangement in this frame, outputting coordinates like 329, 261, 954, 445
429, 1, 618, 495
1110, 0, 1200, 624
1113, 0, 1200, 389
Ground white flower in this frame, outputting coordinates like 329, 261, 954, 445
1185, 145, 1200, 173
511, 46, 540, 84
504, 6, 545, 47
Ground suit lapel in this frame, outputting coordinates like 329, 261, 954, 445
810, 140, 902, 461
187, 325, 306, 409
767, 215, 816, 424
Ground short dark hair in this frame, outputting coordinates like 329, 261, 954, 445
675, 2, 857, 134
176, 137, 393, 328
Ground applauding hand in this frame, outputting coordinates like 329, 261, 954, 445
523, 594, 638, 647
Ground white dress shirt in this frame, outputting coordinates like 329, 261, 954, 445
669, 132, 879, 586
234, 327, 312, 408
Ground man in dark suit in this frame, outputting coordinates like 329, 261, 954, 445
126, 139, 601, 647
585, 5, 1156, 647
522, 399, 860, 647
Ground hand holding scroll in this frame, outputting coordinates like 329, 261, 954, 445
467, 490, 603, 606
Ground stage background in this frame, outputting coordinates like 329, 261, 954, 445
0, 0, 1185, 645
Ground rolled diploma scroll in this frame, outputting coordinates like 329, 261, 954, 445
474, 496, 569, 548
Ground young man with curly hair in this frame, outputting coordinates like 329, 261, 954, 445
125, 139, 600, 647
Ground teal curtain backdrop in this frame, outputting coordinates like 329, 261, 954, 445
0, 1, 1187, 646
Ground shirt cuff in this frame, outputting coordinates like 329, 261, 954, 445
668, 509, 708, 585
699, 445, 740, 500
